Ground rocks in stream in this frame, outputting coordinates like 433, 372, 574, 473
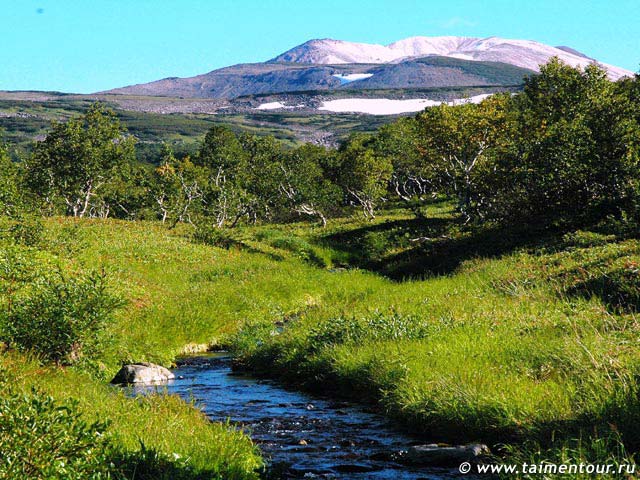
402, 443, 490, 466
111, 362, 175, 384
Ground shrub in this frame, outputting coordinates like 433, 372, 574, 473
0, 389, 114, 479
562, 230, 617, 249
0, 244, 39, 295
192, 224, 237, 249
0, 215, 44, 247
4, 270, 123, 365
360, 230, 392, 262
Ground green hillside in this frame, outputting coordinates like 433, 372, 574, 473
3, 205, 639, 478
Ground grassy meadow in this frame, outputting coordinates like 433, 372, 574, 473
229, 207, 640, 455
2, 199, 639, 477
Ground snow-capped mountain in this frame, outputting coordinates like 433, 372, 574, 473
105, 35, 633, 100
271, 36, 633, 80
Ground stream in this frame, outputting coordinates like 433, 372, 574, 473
131, 353, 465, 479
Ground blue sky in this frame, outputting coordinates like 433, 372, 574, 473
3, 0, 639, 93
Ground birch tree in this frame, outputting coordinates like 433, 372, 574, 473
278, 144, 340, 226
337, 134, 392, 219
415, 95, 510, 222
26, 104, 135, 217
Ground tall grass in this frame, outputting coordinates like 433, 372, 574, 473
0, 352, 262, 479
223, 209, 640, 470
3, 208, 639, 476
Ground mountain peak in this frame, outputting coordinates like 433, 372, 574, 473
270, 35, 632, 79
106, 34, 633, 100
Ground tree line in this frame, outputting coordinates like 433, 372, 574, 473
2, 58, 639, 231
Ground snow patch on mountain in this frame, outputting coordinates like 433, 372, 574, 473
318, 94, 492, 115
256, 101, 288, 110
332, 73, 374, 83
255, 101, 305, 111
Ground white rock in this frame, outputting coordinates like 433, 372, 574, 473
111, 362, 175, 384
403, 443, 490, 466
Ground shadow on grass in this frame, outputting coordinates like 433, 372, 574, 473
565, 266, 640, 314
320, 216, 562, 280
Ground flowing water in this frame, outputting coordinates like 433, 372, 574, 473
132, 353, 465, 479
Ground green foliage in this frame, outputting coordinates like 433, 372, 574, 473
25, 103, 136, 217
196, 125, 247, 172
373, 59, 640, 230
486, 60, 640, 226
3, 63, 640, 233
192, 223, 238, 249
375, 118, 429, 207
10, 61, 638, 232
337, 133, 392, 218
2, 265, 123, 365
414, 94, 513, 221
0, 214, 43, 246
152, 146, 207, 225
0, 136, 20, 217
0, 389, 115, 480
0, 386, 242, 480
278, 144, 341, 225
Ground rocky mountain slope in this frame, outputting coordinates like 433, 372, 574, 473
104, 35, 633, 100
106, 56, 534, 99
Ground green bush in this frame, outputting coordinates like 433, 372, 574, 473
0, 245, 39, 295
0, 215, 44, 247
0, 389, 114, 480
360, 230, 390, 262
0, 389, 207, 480
562, 230, 617, 249
4, 270, 123, 365
192, 224, 238, 249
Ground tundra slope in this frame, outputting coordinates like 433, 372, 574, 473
105, 56, 534, 99
105, 35, 632, 100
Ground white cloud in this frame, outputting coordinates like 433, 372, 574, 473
441, 17, 478, 28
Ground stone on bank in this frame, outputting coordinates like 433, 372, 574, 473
111, 362, 175, 384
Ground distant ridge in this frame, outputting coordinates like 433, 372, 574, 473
105, 57, 534, 99
270, 36, 631, 80
105, 35, 633, 99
